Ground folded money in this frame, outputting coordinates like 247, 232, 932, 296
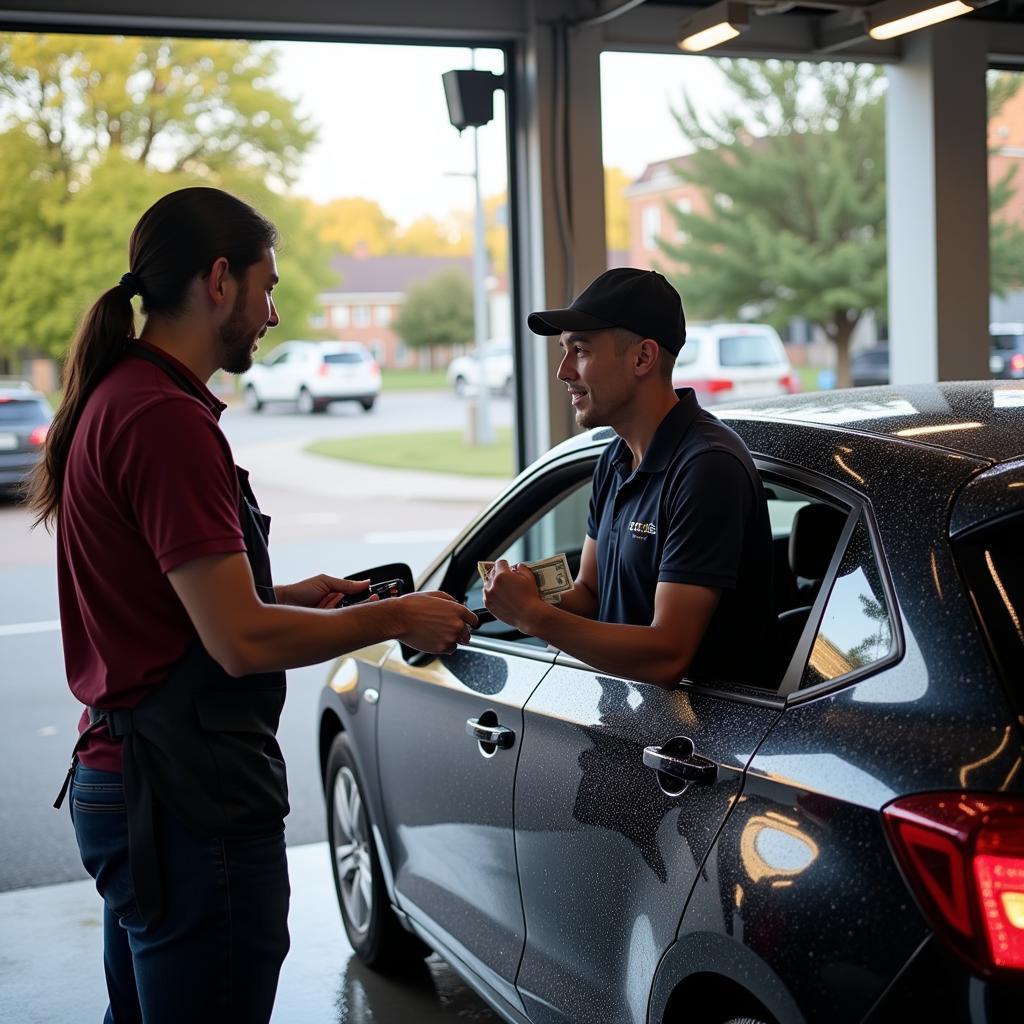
478, 553, 574, 603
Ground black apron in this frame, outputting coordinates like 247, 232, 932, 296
55, 344, 289, 928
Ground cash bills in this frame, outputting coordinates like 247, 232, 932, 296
477, 553, 574, 604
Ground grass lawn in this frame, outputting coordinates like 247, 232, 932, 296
307, 427, 515, 477
381, 369, 449, 391
796, 365, 830, 393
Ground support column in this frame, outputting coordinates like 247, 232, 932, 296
886, 23, 990, 385
511, 15, 607, 465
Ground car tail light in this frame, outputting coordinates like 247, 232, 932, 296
883, 793, 1024, 975
29, 425, 48, 446
1010, 353, 1024, 373
780, 374, 800, 394
318, 363, 330, 378
369, 360, 380, 377
674, 378, 736, 395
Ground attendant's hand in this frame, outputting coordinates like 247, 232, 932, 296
392, 592, 479, 654
483, 559, 545, 634
276, 575, 371, 609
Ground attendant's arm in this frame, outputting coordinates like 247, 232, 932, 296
548, 536, 599, 619
484, 562, 719, 689
170, 552, 476, 677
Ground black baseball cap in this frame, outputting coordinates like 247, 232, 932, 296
527, 268, 687, 355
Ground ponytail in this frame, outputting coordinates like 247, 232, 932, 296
23, 186, 277, 532
25, 283, 137, 530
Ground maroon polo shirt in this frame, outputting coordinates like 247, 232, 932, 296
58, 340, 247, 772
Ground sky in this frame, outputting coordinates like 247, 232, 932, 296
273, 41, 728, 225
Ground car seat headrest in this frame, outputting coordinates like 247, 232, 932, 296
789, 504, 847, 581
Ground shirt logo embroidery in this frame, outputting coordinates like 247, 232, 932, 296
628, 520, 657, 538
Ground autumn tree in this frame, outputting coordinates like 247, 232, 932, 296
0, 33, 326, 360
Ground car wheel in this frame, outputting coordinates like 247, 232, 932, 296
244, 385, 263, 412
360, 398, 376, 413
296, 387, 315, 415
325, 733, 429, 972
453, 375, 468, 396
719, 1017, 771, 1024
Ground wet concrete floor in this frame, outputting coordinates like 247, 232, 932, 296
0, 842, 500, 1024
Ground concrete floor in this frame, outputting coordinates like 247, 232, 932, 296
0, 842, 499, 1024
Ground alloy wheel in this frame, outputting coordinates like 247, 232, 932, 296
332, 766, 373, 937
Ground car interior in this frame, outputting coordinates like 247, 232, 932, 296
452, 464, 853, 690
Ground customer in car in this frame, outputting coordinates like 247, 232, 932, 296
27, 187, 476, 1024
483, 268, 774, 688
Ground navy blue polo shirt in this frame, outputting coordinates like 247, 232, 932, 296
586, 389, 774, 684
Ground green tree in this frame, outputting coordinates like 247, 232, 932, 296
660, 61, 887, 388
0, 33, 322, 360
393, 269, 473, 368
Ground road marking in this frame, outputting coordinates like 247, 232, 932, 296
0, 619, 61, 637
363, 529, 459, 545
36, 726, 57, 737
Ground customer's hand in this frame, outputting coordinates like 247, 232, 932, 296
392, 591, 479, 654
483, 559, 543, 633
276, 575, 371, 609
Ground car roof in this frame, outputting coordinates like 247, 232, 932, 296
0, 384, 46, 401
717, 381, 1024, 463
546, 382, 1024, 465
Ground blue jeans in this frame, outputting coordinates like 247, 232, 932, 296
69, 764, 290, 1024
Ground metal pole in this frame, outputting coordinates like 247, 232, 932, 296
472, 122, 495, 444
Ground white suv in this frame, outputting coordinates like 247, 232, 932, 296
672, 322, 798, 405
242, 341, 381, 414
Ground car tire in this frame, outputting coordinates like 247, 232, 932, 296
325, 733, 429, 972
453, 375, 468, 397
244, 385, 263, 413
296, 387, 315, 415
360, 398, 376, 413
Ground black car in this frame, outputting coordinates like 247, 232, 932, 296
317, 382, 1024, 1024
850, 344, 890, 387
0, 383, 51, 495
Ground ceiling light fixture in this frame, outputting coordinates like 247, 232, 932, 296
677, 1, 751, 52
865, 0, 996, 40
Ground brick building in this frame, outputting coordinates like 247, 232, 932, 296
314, 251, 473, 369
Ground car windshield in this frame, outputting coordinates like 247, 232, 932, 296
718, 333, 780, 367
324, 352, 366, 365
0, 398, 48, 423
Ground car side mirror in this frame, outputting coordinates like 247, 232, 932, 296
345, 562, 432, 665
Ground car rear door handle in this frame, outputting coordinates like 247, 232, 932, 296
466, 717, 515, 749
643, 740, 717, 784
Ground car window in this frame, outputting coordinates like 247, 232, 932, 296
718, 333, 781, 367
991, 332, 1024, 352
801, 515, 895, 689
0, 398, 49, 423
264, 349, 289, 366
465, 478, 592, 646
954, 514, 1024, 704
674, 338, 700, 367
324, 352, 365, 365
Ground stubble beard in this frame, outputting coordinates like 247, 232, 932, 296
217, 286, 260, 375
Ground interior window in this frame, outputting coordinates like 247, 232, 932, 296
801, 516, 895, 688
464, 479, 592, 646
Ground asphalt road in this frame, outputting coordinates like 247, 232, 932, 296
0, 389, 509, 891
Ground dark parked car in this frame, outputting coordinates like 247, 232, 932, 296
0, 383, 51, 495
989, 323, 1024, 379
317, 382, 1024, 1024
850, 344, 889, 387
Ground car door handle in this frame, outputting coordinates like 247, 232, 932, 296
466, 718, 515, 749
643, 742, 717, 784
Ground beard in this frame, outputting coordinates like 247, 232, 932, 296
217, 286, 260, 375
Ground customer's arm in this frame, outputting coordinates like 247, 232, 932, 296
170, 552, 477, 677
484, 562, 718, 688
